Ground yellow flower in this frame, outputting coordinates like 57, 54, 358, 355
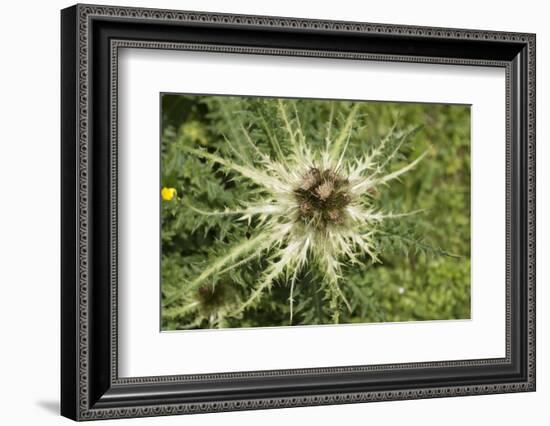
161, 187, 177, 201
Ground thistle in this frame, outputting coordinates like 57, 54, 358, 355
172, 99, 429, 324
163, 280, 239, 329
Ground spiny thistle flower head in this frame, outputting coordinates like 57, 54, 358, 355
195, 281, 236, 317
176, 99, 429, 323
295, 167, 352, 228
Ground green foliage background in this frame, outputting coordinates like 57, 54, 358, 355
161, 94, 471, 330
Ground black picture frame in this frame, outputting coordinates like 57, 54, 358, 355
61, 3, 536, 421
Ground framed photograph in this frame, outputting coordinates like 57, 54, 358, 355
61, 4, 536, 421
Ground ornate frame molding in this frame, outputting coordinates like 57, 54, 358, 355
61, 4, 535, 421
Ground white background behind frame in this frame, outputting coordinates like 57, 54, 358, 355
117, 48, 506, 377
1, 0, 548, 425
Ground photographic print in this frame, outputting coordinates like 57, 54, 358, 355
160, 95, 471, 330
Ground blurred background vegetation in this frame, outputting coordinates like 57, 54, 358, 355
160, 94, 470, 330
